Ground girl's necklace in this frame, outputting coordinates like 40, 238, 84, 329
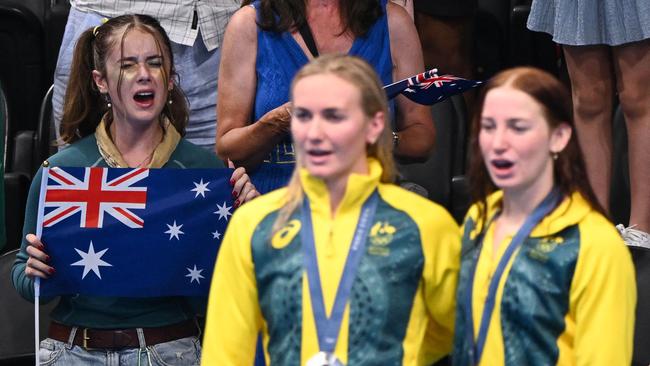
133, 148, 156, 168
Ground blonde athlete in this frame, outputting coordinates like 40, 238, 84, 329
202, 55, 460, 365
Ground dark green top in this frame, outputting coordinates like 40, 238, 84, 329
11, 134, 224, 328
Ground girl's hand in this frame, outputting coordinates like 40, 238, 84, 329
24, 234, 55, 279
229, 160, 260, 208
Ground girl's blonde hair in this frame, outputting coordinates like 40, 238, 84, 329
272, 54, 396, 233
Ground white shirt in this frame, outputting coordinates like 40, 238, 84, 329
71, 0, 240, 51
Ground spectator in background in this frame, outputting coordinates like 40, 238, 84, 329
216, 0, 435, 194
528, 0, 650, 248
13, 15, 258, 365
453, 67, 635, 366
202, 54, 459, 365
52, 0, 241, 150
413, 0, 477, 114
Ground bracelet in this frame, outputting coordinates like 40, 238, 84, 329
392, 131, 399, 147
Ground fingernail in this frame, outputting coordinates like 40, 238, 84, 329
229, 179, 235, 186
48, 267, 56, 275
45, 255, 50, 262
234, 199, 240, 208
232, 190, 238, 198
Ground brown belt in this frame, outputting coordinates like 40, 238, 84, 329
48, 319, 199, 350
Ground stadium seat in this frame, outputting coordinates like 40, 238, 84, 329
0, 1, 47, 169
0, 249, 57, 365
37, 85, 57, 166
509, 4, 561, 75
474, 5, 508, 80
3, 171, 29, 254
397, 95, 471, 223
475, 0, 563, 78
610, 104, 630, 226
0, 81, 7, 252
7, 84, 55, 182
631, 247, 650, 365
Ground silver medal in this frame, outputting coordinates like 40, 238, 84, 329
305, 351, 345, 366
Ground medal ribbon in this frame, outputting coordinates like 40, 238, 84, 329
464, 187, 562, 365
300, 190, 379, 354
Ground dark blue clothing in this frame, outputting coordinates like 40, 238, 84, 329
250, 0, 393, 193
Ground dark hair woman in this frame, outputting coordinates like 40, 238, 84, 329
215, 0, 435, 194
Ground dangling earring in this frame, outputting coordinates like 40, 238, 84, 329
104, 93, 112, 108
168, 97, 173, 105
551, 151, 559, 160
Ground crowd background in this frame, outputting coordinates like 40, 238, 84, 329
0, 0, 647, 365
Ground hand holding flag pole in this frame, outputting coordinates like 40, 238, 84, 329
383, 68, 483, 105
33, 167, 51, 366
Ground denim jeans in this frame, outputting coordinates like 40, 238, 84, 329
38, 330, 201, 366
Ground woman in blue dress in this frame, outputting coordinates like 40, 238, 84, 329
215, 0, 435, 194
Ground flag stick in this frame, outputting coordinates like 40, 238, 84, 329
34, 167, 50, 366
383, 68, 439, 99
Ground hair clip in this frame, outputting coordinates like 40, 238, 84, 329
92, 18, 109, 37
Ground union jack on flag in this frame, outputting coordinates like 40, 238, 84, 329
36, 166, 235, 297
383, 68, 483, 105
44, 167, 148, 229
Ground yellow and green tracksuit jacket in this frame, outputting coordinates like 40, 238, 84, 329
202, 159, 461, 365
453, 191, 636, 366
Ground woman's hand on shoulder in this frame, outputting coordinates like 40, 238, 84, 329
24, 234, 54, 279
228, 160, 260, 207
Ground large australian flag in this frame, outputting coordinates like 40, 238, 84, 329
36, 167, 234, 298
384, 68, 483, 105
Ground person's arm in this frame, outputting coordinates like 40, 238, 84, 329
390, 0, 414, 20
422, 207, 461, 362
201, 209, 262, 365
215, 6, 292, 171
11, 168, 56, 303
571, 224, 636, 365
387, 2, 436, 160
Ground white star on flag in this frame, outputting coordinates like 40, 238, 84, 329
191, 179, 211, 198
185, 265, 205, 284
165, 220, 184, 240
70, 241, 112, 279
212, 229, 221, 240
214, 201, 232, 221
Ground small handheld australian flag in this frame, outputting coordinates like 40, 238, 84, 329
384, 68, 483, 105
36, 166, 235, 297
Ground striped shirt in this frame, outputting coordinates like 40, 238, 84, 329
71, 0, 240, 51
